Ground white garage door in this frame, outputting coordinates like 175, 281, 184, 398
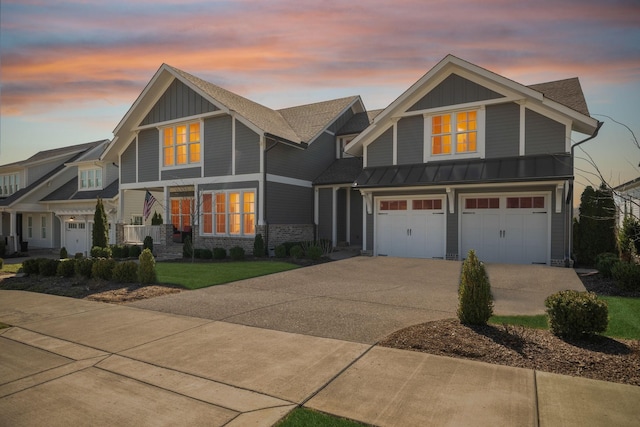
460, 195, 549, 265
376, 197, 445, 258
64, 222, 88, 256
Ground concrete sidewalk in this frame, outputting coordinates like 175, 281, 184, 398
1, 290, 639, 426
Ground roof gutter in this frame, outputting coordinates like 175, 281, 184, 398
566, 120, 604, 265
264, 133, 308, 150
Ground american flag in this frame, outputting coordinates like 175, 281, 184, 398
143, 190, 157, 221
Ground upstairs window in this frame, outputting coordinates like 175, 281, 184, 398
0, 173, 20, 196
79, 168, 102, 190
163, 122, 201, 167
431, 110, 478, 156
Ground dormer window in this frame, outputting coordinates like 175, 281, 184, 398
79, 168, 102, 190
425, 108, 484, 161
162, 121, 201, 167
0, 173, 20, 196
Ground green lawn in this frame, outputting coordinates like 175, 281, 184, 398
0, 263, 22, 274
490, 296, 640, 340
156, 261, 299, 289
276, 408, 367, 427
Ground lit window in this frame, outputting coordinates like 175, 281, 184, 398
170, 198, 193, 231
432, 110, 477, 155
162, 122, 201, 167
201, 190, 256, 236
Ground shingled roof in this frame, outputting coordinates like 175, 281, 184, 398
41, 178, 119, 202
314, 157, 363, 185
528, 78, 590, 116
337, 109, 383, 135
278, 96, 360, 142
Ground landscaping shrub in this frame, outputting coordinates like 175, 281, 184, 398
143, 235, 153, 253
138, 249, 156, 284
457, 250, 493, 325
110, 245, 123, 259
229, 246, 245, 261
306, 245, 323, 260
59, 247, 68, 259
0, 258, 3, 269
38, 258, 59, 277
91, 258, 116, 280
183, 236, 193, 258
612, 262, 640, 292
112, 261, 138, 283
253, 233, 265, 257
75, 258, 94, 279
282, 241, 303, 256
545, 290, 608, 339
274, 244, 287, 258
22, 258, 40, 275
0, 239, 5, 257
56, 259, 76, 278
201, 248, 213, 260
595, 252, 620, 279
74, 252, 84, 260
213, 247, 227, 260
289, 245, 303, 259
129, 245, 141, 258
91, 246, 112, 258
618, 215, 640, 261
121, 245, 130, 258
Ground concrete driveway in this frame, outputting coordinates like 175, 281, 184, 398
130, 257, 586, 344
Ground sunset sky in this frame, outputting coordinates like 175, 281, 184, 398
1, 0, 639, 198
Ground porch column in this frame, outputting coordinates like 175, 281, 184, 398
9, 211, 17, 252
346, 187, 351, 245
118, 189, 125, 223
332, 187, 337, 248
164, 186, 170, 225
361, 196, 367, 252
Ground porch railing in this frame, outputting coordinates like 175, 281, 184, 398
123, 225, 163, 244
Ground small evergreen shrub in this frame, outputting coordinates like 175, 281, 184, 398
138, 249, 156, 284
56, 259, 76, 278
274, 244, 287, 258
595, 252, 620, 279
306, 245, 323, 260
201, 248, 213, 259
110, 245, 123, 259
282, 241, 303, 256
74, 252, 84, 259
90, 246, 112, 258
22, 258, 40, 275
545, 290, 608, 339
193, 248, 204, 259
121, 245, 130, 258
457, 250, 493, 325
0, 258, 3, 269
75, 258, 94, 279
112, 261, 139, 283
612, 262, 640, 292
143, 235, 153, 253
229, 246, 245, 261
59, 247, 68, 259
151, 211, 163, 225
213, 247, 227, 260
289, 245, 303, 259
183, 236, 193, 258
38, 259, 59, 277
253, 233, 265, 257
91, 258, 116, 280
0, 239, 5, 257
129, 245, 141, 258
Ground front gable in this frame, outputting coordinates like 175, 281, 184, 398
140, 79, 218, 126
408, 73, 504, 112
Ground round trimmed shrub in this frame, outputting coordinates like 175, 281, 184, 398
74, 252, 84, 260
213, 248, 227, 260
75, 258, 94, 279
110, 245, 123, 259
289, 245, 303, 259
138, 249, 156, 284
112, 261, 139, 283
306, 245, 323, 260
183, 236, 193, 258
129, 245, 141, 258
59, 247, 68, 259
595, 253, 620, 279
38, 258, 60, 277
22, 258, 40, 275
91, 246, 112, 258
229, 246, 245, 261
201, 248, 213, 260
611, 262, 640, 292
274, 244, 287, 258
91, 258, 116, 281
56, 259, 76, 278
457, 250, 493, 325
545, 290, 608, 339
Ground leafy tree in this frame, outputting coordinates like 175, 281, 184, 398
92, 198, 109, 249
573, 183, 617, 266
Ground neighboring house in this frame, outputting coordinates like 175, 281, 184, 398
614, 177, 640, 227
333, 55, 600, 266
99, 64, 367, 253
0, 140, 112, 254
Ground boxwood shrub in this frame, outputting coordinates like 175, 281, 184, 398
56, 259, 76, 278
274, 244, 287, 258
306, 245, 323, 260
92, 258, 116, 281
112, 261, 139, 283
213, 247, 227, 260
75, 258, 94, 279
289, 245, 303, 259
22, 258, 40, 275
611, 262, 640, 292
595, 252, 620, 279
59, 247, 68, 259
229, 246, 245, 261
138, 249, 156, 284
38, 259, 60, 277
545, 290, 608, 339
91, 246, 112, 258
129, 245, 142, 258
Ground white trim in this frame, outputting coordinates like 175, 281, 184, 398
324, 129, 336, 136
423, 106, 485, 162
401, 96, 518, 119
314, 188, 319, 226
119, 173, 263, 190
159, 120, 203, 171
392, 119, 398, 165
332, 187, 338, 247
258, 136, 265, 226
446, 187, 454, 214
199, 188, 257, 237
135, 111, 225, 131
232, 115, 237, 176
519, 103, 526, 156
136, 133, 140, 183
556, 184, 564, 214
346, 189, 351, 244
266, 174, 313, 188
361, 194, 367, 250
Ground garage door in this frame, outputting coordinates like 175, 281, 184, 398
64, 222, 88, 256
376, 197, 445, 258
460, 195, 549, 264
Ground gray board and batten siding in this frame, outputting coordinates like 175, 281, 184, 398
235, 121, 261, 175
366, 128, 393, 168
266, 132, 336, 181
204, 115, 233, 177
266, 182, 313, 225
120, 143, 137, 184
408, 73, 504, 111
525, 109, 566, 155
140, 79, 218, 126
397, 115, 424, 165
485, 103, 520, 158
317, 187, 333, 241
138, 128, 160, 183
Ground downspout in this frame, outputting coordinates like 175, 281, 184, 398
263, 137, 280, 256
566, 120, 604, 266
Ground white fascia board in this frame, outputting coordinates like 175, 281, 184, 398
118, 173, 263, 190
266, 174, 313, 188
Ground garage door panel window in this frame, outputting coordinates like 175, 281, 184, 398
412, 199, 443, 210
465, 197, 499, 209
507, 196, 545, 209
380, 200, 407, 211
